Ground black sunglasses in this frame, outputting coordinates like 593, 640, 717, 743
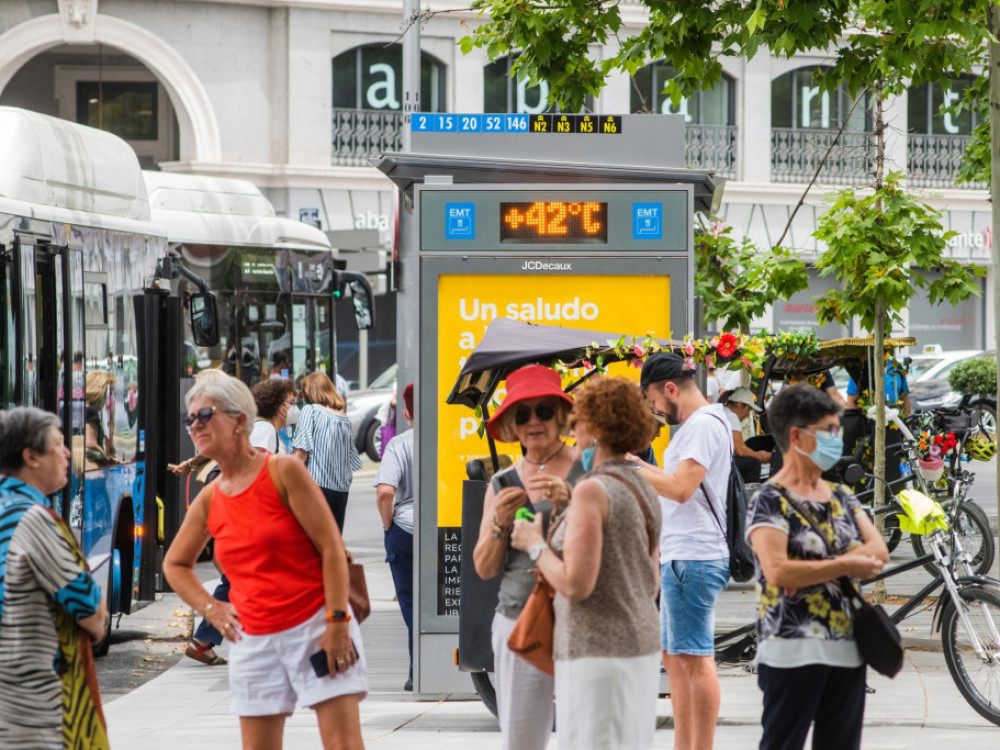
183, 406, 217, 430
514, 403, 556, 426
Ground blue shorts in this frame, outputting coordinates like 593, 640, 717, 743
660, 558, 729, 656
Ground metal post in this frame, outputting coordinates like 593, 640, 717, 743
401, 0, 421, 152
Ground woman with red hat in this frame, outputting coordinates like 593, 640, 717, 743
473, 365, 580, 750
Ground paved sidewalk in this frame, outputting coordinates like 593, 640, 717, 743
104, 536, 1000, 749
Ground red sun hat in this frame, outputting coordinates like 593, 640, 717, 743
486, 365, 573, 442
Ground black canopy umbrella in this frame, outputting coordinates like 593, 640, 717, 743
445, 318, 674, 409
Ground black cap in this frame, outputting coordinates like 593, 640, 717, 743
639, 352, 693, 390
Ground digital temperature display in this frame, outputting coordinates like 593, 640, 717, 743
500, 201, 608, 244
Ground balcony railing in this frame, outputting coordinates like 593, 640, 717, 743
685, 124, 737, 178
332, 109, 403, 167
907, 134, 986, 190
771, 127, 874, 185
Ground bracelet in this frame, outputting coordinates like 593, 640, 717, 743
491, 516, 510, 540
326, 609, 351, 623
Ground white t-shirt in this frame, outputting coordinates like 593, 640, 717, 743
250, 419, 286, 455
724, 407, 741, 433
659, 403, 732, 562
373, 429, 414, 534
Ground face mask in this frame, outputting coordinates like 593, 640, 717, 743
581, 443, 597, 472
285, 404, 301, 426
795, 429, 843, 472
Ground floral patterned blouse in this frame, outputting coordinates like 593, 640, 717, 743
746, 481, 866, 668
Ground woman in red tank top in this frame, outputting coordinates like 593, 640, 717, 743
164, 374, 365, 750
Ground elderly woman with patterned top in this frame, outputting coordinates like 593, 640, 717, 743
293, 371, 362, 531
747, 383, 888, 750
163, 374, 365, 750
472, 365, 579, 750
511, 376, 662, 750
0, 407, 109, 749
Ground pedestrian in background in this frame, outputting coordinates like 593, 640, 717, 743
164, 374, 366, 750
721, 386, 772, 484
472, 365, 579, 750
635, 352, 732, 750
293, 371, 362, 531
0, 407, 109, 748
374, 383, 416, 691
748, 383, 887, 750
250, 378, 297, 455
512, 375, 661, 750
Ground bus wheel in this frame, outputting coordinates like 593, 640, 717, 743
93, 548, 122, 656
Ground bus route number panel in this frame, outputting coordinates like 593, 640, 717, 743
419, 187, 690, 254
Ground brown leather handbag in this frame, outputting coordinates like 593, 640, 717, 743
507, 570, 556, 675
346, 551, 371, 624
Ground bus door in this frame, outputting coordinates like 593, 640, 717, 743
293, 297, 333, 377
15, 237, 81, 522
0, 242, 16, 410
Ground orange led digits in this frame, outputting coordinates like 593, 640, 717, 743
500, 201, 608, 244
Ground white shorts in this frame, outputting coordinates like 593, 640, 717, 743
228, 605, 368, 716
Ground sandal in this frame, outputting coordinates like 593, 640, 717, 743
185, 639, 227, 665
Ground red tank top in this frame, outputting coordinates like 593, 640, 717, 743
208, 456, 325, 635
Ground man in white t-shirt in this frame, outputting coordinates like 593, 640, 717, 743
373, 383, 415, 691
636, 353, 733, 750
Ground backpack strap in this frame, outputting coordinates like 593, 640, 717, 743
592, 470, 659, 557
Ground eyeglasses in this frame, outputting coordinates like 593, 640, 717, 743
183, 406, 217, 430
514, 403, 556, 426
804, 425, 843, 439
284, 399, 296, 406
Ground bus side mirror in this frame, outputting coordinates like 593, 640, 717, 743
189, 292, 220, 347
335, 271, 375, 331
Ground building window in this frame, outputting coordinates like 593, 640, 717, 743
75, 81, 158, 140
630, 63, 734, 124
908, 78, 978, 136
332, 45, 446, 112
483, 56, 593, 113
771, 66, 867, 131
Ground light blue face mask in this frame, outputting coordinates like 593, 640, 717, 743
581, 444, 597, 472
795, 429, 843, 472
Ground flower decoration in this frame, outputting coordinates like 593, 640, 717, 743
916, 430, 958, 462
716, 332, 739, 359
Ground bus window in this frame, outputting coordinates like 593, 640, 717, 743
0, 249, 14, 409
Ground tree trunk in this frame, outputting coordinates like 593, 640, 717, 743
988, 6, 1000, 578
872, 82, 887, 605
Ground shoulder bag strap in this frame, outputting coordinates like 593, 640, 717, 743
593, 470, 658, 556
698, 410, 735, 540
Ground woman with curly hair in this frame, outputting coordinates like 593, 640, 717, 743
250, 378, 297, 455
511, 375, 662, 750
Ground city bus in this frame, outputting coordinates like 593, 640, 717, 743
0, 106, 221, 652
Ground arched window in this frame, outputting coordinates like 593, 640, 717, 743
332, 45, 446, 112
771, 66, 867, 131
483, 56, 592, 113
908, 77, 978, 135
629, 63, 734, 124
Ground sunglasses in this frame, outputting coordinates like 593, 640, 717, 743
183, 406, 217, 430
514, 403, 556, 426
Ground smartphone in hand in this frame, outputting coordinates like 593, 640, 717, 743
491, 469, 525, 494
310, 643, 360, 678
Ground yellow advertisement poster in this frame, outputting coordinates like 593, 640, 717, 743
436, 273, 674, 527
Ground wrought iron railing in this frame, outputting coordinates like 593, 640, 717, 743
685, 124, 737, 178
770, 127, 874, 185
907, 133, 985, 190
331, 109, 403, 166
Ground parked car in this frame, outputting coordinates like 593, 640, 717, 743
907, 348, 984, 383
346, 364, 396, 461
909, 351, 996, 436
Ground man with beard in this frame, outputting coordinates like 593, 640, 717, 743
632, 352, 732, 750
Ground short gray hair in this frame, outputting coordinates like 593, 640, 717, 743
0, 407, 61, 473
185, 374, 257, 435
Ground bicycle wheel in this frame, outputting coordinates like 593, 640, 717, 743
941, 585, 1000, 726
911, 502, 995, 577
882, 513, 902, 554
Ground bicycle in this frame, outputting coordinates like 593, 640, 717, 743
716, 472, 1000, 725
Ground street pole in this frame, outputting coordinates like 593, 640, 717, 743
989, 5, 1000, 577
401, 0, 421, 153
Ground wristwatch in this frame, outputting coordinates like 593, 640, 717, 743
528, 541, 549, 562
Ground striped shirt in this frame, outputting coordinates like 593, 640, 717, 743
292, 404, 362, 491
0, 477, 102, 747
